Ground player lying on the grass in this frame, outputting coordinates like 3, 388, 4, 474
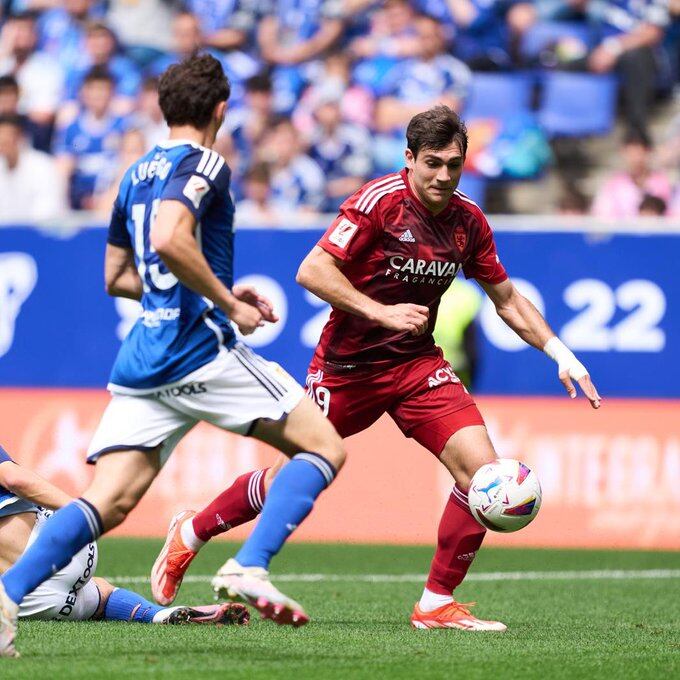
151, 105, 601, 632
0, 54, 347, 658
0, 445, 249, 626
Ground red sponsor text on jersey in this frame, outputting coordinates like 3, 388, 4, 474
315, 168, 507, 368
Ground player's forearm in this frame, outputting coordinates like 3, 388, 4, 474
0, 463, 72, 510
297, 259, 382, 321
496, 291, 555, 351
107, 270, 143, 301
155, 231, 237, 313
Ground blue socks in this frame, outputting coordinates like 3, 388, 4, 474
104, 588, 163, 623
1, 499, 103, 605
235, 452, 336, 569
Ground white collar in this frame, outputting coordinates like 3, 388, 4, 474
157, 139, 201, 149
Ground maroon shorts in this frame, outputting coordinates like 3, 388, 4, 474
306, 350, 485, 456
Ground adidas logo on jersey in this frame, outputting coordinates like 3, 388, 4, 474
398, 229, 416, 242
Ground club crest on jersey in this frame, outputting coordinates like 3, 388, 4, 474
328, 218, 358, 249
454, 226, 467, 252
183, 174, 210, 209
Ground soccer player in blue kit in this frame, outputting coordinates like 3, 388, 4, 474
0, 54, 345, 658
0, 444, 249, 627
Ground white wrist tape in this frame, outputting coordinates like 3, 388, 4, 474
543, 337, 588, 380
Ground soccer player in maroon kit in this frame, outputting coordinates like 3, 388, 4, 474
151, 106, 601, 630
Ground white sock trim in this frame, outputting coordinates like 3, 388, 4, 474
180, 516, 205, 552
419, 587, 454, 612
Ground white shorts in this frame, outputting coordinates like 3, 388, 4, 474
88, 343, 305, 465
18, 510, 101, 621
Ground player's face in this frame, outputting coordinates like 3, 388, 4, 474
405, 141, 464, 213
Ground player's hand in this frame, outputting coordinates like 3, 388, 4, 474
229, 299, 264, 335
377, 303, 430, 336
232, 284, 279, 323
559, 368, 602, 409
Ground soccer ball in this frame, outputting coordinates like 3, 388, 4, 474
468, 458, 542, 533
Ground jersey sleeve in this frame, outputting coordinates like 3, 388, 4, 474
463, 212, 508, 284
160, 148, 231, 222
317, 195, 382, 263
0, 446, 12, 464
107, 194, 131, 248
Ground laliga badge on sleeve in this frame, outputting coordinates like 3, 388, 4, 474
183, 175, 210, 209
328, 218, 359, 249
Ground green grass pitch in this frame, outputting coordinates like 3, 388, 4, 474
2, 539, 678, 679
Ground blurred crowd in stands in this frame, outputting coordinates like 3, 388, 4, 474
0, 0, 679, 223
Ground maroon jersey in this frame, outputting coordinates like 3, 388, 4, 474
314, 168, 508, 367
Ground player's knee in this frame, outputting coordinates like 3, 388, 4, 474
315, 429, 346, 472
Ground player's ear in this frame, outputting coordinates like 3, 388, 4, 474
405, 148, 415, 170
214, 101, 227, 125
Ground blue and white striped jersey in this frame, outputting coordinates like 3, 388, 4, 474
0, 445, 39, 519
107, 140, 237, 392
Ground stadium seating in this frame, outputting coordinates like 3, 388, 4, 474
463, 72, 534, 121
537, 72, 618, 137
520, 21, 596, 63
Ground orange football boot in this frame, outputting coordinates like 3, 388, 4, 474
151, 510, 199, 606
411, 601, 507, 631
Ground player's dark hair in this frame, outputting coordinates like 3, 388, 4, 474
82, 65, 115, 85
0, 75, 19, 94
159, 53, 230, 130
406, 106, 468, 158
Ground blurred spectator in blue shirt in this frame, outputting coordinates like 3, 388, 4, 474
293, 51, 375, 134
349, 0, 423, 95
0, 12, 64, 152
414, 0, 532, 70
257, 0, 344, 112
129, 76, 168, 151
307, 85, 372, 212
93, 126, 147, 216
106, 0, 177, 68
149, 11, 259, 109
586, 0, 670, 144
219, 72, 275, 190
186, 0, 258, 52
260, 115, 325, 212
38, 0, 103, 75
374, 15, 472, 133
53, 66, 128, 209
63, 22, 141, 115
235, 161, 293, 224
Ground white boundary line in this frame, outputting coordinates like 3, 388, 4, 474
104, 569, 680, 585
